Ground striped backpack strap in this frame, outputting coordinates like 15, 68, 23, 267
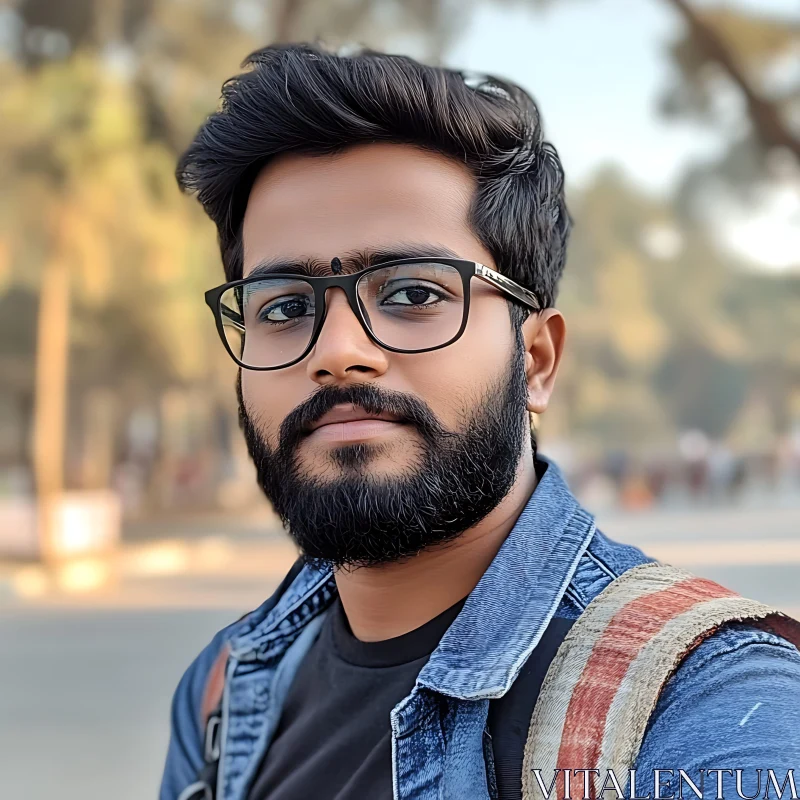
522, 562, 800, 800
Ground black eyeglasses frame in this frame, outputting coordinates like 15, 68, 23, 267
204, 257, 541, 371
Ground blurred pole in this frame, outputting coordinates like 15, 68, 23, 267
274, 0, 303, 43
31, 231, 70, 562
80, 388, 116, 490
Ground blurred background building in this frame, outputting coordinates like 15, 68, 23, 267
0, 0, 798, 797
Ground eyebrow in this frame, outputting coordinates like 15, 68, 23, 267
243, 243, 463, 280
245, 257, 328, 280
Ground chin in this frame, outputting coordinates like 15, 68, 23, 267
303, 441, 419, 477
332, 441, 408, 471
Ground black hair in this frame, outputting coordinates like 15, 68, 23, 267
176, 42, 571, 324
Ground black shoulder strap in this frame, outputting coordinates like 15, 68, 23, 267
488, 615, 575, 800
177, 715, 220, 799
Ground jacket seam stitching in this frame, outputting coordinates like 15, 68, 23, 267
564, 583, 586, 611
674, 627, 800, 678
585, 546, 618, 580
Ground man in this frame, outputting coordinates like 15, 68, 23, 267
161, 44, 800, 800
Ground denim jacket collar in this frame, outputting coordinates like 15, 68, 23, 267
229, 457, 596, 700
418, 458, 596, 699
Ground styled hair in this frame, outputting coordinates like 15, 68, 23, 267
176, 42, 571, 314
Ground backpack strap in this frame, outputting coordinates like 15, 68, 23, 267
176, 643, 231, 800
181, 557, 308, 800
522, 562, 800, 800
201, 643, 231, 731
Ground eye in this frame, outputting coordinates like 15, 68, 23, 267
381, 283, 444, 306
258, 295, 314, 322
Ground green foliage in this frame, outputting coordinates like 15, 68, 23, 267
1, 0, 796, 478
559, 167, 796, 450
0, 52, 221, 398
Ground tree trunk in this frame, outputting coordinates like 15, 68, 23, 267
31, 241, 71, 561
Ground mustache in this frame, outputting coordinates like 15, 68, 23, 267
277, 382, 456, 455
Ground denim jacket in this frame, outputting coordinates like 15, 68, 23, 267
160, 459, 800, 800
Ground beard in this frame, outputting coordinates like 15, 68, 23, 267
238, 335, 532, 569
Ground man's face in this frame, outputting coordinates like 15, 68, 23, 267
238, 143, 537, 567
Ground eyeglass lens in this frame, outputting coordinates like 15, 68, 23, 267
218, 262, 465, 368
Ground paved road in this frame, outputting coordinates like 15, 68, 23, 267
596, 505, 800, 615
0, 607, 243, 800
2, 504, 799, 799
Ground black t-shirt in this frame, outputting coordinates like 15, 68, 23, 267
248, 594, 466, 800
247, 594, 573, 800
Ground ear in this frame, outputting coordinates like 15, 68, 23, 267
521, 308, 566, 415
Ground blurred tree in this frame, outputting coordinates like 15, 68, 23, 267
556, 164, 783, 450
12, 0, 464, 153
528, 0, 799, 449
0, 49, 223, 545
12, 1, 799, 169
662, 0, 799, 161
1, 0, 797, 531
514, 0, 799, 181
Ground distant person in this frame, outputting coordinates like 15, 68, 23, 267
160, 44, 800, 800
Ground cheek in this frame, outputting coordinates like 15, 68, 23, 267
403, 302, 514, 422
241, 371, 299, 448
455, 296, 515, 369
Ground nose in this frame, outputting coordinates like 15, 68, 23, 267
305, 287, 390, 385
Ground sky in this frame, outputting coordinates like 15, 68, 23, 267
444, 0, 800, 268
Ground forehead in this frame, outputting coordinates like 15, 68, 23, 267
241, 142, 489, 276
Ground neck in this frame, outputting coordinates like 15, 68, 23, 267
334, 453, 539, 642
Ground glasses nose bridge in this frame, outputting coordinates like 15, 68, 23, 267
317, 281, 372, 342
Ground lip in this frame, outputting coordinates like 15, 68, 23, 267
308, 404, 402, 432
305, 404, 405, 443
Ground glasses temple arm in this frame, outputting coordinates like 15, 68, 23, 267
474, 264, 541, 311
220, 305, 246, 333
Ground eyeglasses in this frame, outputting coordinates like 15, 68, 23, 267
204, 257, 541, 371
